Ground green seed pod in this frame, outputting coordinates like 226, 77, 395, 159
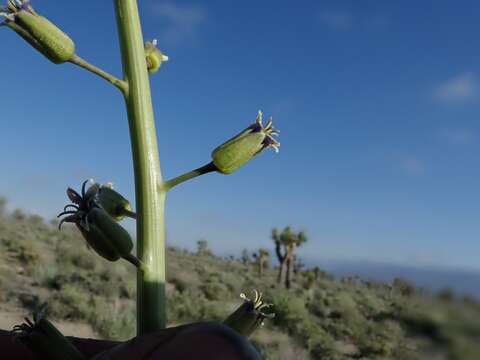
5, 20, 47, 58
96, 183, 133, 221
2, 2, 75, 64
78, 221, 120, 262
85, 207, 134, 260
16, 11, 75, 64
58, 181, 140, 267
212, 111, 280, 174
145, 39, 168, 74
13, 307, 85, 360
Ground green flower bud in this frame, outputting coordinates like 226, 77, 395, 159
12, 305, 85, 360
212, 111, 280, 174
224, 290, 275, 337
95, 183, 134, 221
145, 39, 168, 74
1, 1, 75, 64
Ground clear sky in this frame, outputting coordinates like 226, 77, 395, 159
1, 0, 480, 271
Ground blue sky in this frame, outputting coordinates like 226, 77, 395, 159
1, 0, 480, 271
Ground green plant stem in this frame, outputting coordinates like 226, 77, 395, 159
163, 162, 217, 191
69, 55, 128, 94
114, 0, 166, 334
122, 208, 137, 219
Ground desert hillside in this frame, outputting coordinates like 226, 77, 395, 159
0, 204, 479, 359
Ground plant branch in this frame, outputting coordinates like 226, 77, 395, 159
114, 0, 166, 334
163, 162, 217, 191
69, 55, 128, 95
122, 208, 137, 219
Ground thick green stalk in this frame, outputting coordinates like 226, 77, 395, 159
113, 0, 166, 333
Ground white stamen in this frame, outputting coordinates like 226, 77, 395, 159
253, 289, 260, 303
265, 118, 273, 130
256, 110, 263, 125
0, 12, 14, 21
152, 39, 158, 46
105, 182, 114, 189
162, 54, 169, 61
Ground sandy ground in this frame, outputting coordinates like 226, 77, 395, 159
0, 304, 98, 339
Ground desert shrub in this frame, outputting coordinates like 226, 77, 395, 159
273, 294, 309, 333
354, 320, 403, 357
168, 289, 205, 322
90, 297, 135, 340
11, 209, 26, 221
169, 274, 189, 294
393, 278, 416, 297
47, 284, 92, 320
201, 280, 229, 301
438, 288, 455, 302
18, 292, 42, 310
5, 238, 41, 266
119, 280, 135, 299
252, 330, 310, 360
32, 265, 59, 288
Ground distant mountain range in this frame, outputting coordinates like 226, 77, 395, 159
305, 258, 480, 299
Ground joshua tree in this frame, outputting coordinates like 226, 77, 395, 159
293, 255, 306, 275
272, 227, 307, 288
241, 248, 251, 265
272, 227, 287, 284
197, 239, 210, 255
253, 248, 270, 277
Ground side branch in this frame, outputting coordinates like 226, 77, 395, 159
69, 55, 128, 95
163, 162, 217, 191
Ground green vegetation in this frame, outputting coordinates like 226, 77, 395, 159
0, 204, 479, 359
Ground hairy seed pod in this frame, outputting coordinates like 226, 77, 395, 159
212, 111, 280, 174
15, 11, 75, 64
96, 184, 132, 221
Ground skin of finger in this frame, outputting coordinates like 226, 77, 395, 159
92, 322, 261, 360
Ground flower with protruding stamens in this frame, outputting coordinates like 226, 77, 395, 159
145, 39, 169, 74
1, 0, 75, 64
224, 289, 275, 337
212, 111, 280, 174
